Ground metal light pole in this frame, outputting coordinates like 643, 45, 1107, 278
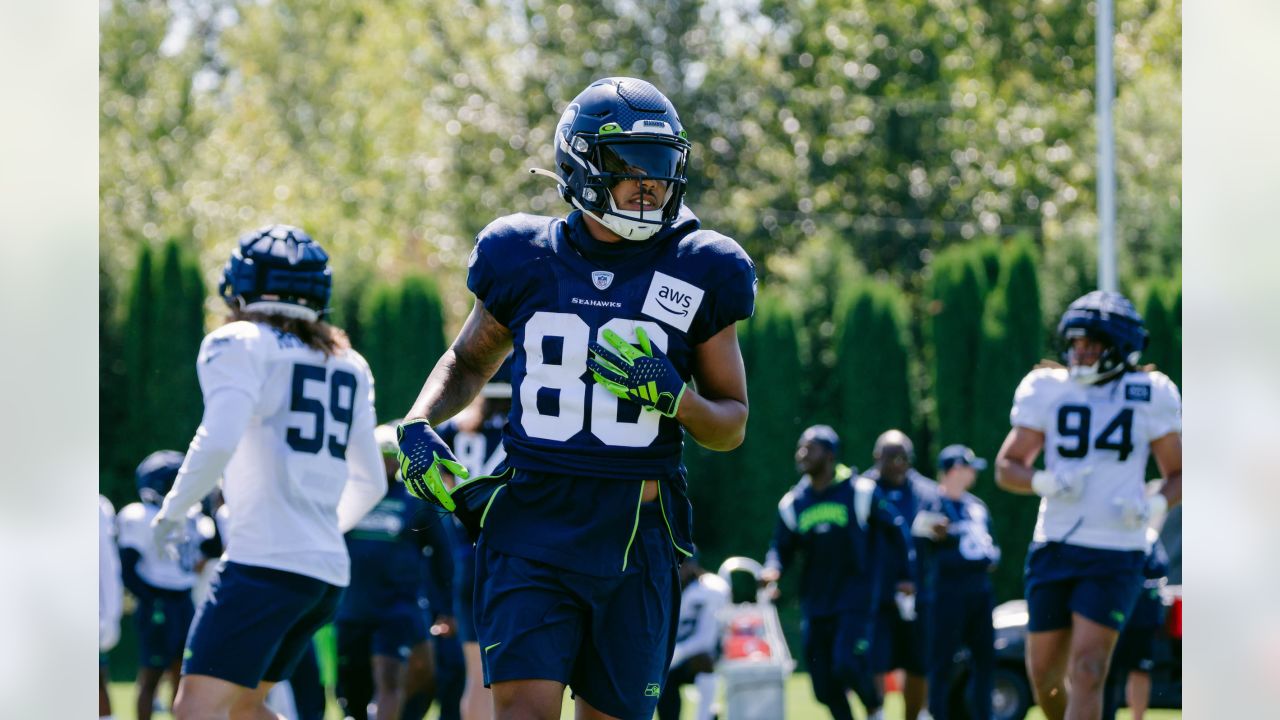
1096, 0, 1117, 292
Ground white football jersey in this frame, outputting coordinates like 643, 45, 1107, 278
99, 496, 123, 649
1010, 367, 1181, 550
116, 502, 209, 590
197, 321, 379, 586
671, 572, 731, 669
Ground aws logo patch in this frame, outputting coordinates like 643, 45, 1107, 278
641, 271, 704, 332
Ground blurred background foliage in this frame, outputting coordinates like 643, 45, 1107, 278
100, 0, 1181, 604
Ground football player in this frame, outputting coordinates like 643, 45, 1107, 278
918, 445, 1000, 720
100, 494, 123, 720
334, 423, 433, 720
117, 450, 214, 720
655, 556, 729, 720
762, 425, 913, 720
150, 225, 387, 720
995, 291, 1181, 720
1102, 527, 1170, 720
862, 430, 937, 720
396, 77, 755, 720
430, 367, 512, 720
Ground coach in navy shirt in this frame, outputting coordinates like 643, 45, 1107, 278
920, 444, 1000, 720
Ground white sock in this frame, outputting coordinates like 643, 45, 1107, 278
694, 672, 718, 720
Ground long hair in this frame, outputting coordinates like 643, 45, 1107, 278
228, 308, 351, 357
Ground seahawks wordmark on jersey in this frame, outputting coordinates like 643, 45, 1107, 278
1011, 368, 1181, 551
468, 208, 755, 480
195, 321, 381, 586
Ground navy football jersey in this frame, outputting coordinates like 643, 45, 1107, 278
467, 207, 755, 479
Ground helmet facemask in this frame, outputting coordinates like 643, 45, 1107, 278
563, 129, 689, 241
1061, 326, 1134, 385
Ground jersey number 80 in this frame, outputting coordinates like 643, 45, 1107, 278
521, 311, 669, 448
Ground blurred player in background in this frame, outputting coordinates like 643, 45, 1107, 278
762, 425, 914, 720
117, 450, 215, 720
150, 225, 386, 720
100, 494, 124, 720
430, 363, 511, 720
1102, 527, 1170, 720
861, 429, 936, 720
917, 445, 1000, 720
656, 556, 729, 720
995, 290, 1181, 720
334, 423, 432, 720
403, 500, 462, 720
395, 76, 755, 720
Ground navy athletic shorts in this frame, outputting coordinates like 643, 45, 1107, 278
183, 561, 344, 688
1024, 541, 1144, 632
135, 588, 195, 668
871, 601, 929, 675
474, 502, 679, 720
454, 548, 478, 644
337, 607, 427, 661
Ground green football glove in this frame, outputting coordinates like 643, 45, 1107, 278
587, 327, 687, 417
396, 419, 469, 511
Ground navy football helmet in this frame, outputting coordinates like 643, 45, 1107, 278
136, 450, 185, 506
1057, 290, 1149, 385
536, 77, 691, 241
219, 224, 332, 320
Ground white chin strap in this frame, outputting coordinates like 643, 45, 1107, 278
569, 197, 663, 241
529, 167, 667, 242
1068, 360, 1125, 385
243, 300, 320, 322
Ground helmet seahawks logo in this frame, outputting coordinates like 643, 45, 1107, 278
591, 271, 614, 290
557, 103, 580, 140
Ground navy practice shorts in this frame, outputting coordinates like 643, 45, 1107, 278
183, 562, 344, 688
336, 607, 427, 661
872, 601, 928, 675
1024, 541, 1144, 632
1112, 622, 1157, 672
474, 503, 679, 720
454, 553, 478, 644
135, 589, 195, 668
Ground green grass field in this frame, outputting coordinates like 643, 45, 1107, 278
108, 676, 1181, 719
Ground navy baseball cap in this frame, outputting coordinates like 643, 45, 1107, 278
937, 444, 988, 472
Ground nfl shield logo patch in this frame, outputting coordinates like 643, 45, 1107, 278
591, 271, 614, 290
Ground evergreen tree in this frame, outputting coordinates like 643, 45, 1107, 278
120, 244, 157, 490
972, 239, 1044, 602
1167, 279, 1183, 389
149, 240, 206, 451
1139, 281, 1176, 383
830, 280, 914, 472
396, 275, 448, 417
927, 246, 988, 451
358, 282, 402, 422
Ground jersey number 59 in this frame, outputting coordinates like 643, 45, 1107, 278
287, 363, 358, 459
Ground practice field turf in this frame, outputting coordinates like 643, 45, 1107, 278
108, 678, 1182, 719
